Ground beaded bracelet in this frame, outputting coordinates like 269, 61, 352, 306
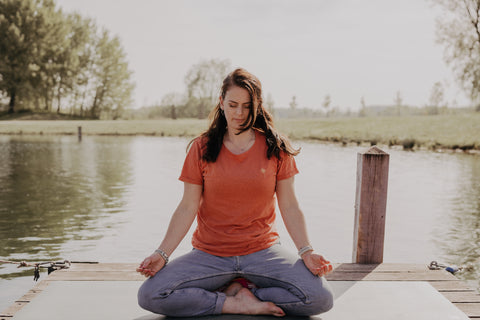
298, 245, 314, 257
154, 249, 169, 264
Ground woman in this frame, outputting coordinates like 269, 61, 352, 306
137, 68, 334, 317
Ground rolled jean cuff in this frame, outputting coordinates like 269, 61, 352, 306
214, 292, 227, 314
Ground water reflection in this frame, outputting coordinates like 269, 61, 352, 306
0, 136, 133, 262
432, 153, 480, 288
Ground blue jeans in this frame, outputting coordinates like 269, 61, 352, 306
137, 244, 334, 317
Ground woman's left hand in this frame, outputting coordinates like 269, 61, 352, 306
302, 252, 333, 277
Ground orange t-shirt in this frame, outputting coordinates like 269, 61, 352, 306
179, 130, 299, 256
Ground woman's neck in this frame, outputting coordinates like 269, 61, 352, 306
225, 128, 254, 142
224, 128, 256, 154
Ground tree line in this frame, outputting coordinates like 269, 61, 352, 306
0, 0, 134, 119
132, 58, 231, 120
1, 0, 478, 120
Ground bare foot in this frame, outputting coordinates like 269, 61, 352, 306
222, 287, 285, 317
224, 282, 243, 296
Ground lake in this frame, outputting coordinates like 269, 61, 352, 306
0, 135, 479, 312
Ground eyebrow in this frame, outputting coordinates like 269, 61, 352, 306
227, 99, 251, 105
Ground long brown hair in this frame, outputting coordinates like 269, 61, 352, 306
197, 68, 299, 162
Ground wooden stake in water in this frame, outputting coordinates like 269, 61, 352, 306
353, 146, 389, 264
78, 126, 82, 142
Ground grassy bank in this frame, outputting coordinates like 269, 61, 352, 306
277, 114, 480, 152
0, 114, 479, 152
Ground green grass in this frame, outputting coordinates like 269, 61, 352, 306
1, 114, 479, 152
0, 119, 209, 137
276, 114, 480, 151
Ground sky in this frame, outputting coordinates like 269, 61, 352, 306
54, 0, 471, 111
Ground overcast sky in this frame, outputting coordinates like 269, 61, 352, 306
54, 0, 471, 110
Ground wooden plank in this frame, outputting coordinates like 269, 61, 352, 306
353, 147, 389, 264
47, 270, 145, 281
47, 263, 458, 282
63, 262, 444, 274
0, 281, 51, 319
442, 292, 480, 303
326, 272, 458, 281
0, 301, 28, 318
454, 303, 480, 318
333, 263, 436, 273
68, 262, 136, 271
430, 280, 476, 292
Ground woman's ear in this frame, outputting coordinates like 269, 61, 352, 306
219, 96, 224, 110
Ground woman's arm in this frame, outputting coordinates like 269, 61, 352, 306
276, 176, 332, 277
137, 182, 202, 277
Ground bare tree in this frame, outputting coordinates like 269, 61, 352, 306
393, 91, 403, 116
264, 92, 275, 113
429, 81, 446, 107
184, 58, 231, 118
289, 95, 297, 110
322, 94, 331, 110
432, 0, 480, 102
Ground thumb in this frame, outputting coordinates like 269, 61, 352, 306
140, 257, 151, 269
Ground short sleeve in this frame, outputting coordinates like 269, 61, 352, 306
179, 138, 204, 185
277, 152, 299, 181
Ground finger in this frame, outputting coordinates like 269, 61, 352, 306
319, 257, 330, 264
140, 258, 151, 268
138, 268, 148, 276
137, 266, 149, 274
313, 267, 323, 276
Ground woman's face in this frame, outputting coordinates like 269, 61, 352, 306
220, 85, 252, 133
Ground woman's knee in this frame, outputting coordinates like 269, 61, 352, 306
306, 282, 334, 315
137, 281, 155, 312
137, 279, 170, 313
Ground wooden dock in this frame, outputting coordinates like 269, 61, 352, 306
1, 262, 479, 319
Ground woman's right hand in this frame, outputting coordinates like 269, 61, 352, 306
136, 253, 166, 277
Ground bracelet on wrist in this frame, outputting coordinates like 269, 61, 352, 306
298, 245, 313, 257
154, 249, 169, 264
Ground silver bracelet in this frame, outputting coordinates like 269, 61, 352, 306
298, 245, 313, 257
154, 249, 169, 264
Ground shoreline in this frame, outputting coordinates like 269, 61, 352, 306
0, 115, 479, 154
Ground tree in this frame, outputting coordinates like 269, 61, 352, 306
184, 58, 231, 119
429, 81, 446, 107
393, 91, 403, 116
289, 95, 297, 110
393, 91, 403, 106
65, 13, 96, 117
90, 29, 134, 119
0, 0, 134, 118
359, 96, 367, 117
322, 94, 331, 111
0, 0, 43, 113
161, 92, 185, 119
32, 0, 70, 112
432, 0, 480, 102
265, 93, 275, 113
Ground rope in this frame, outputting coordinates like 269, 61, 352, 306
428, 260, 475, 274
0, 259, 97, 281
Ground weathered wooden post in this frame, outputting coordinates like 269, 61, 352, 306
353, 146, 389, 264
78, 126, 82, 142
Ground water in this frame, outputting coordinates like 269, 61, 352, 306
0, 135, 479, 311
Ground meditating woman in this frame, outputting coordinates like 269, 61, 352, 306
137, 68, 334, 317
